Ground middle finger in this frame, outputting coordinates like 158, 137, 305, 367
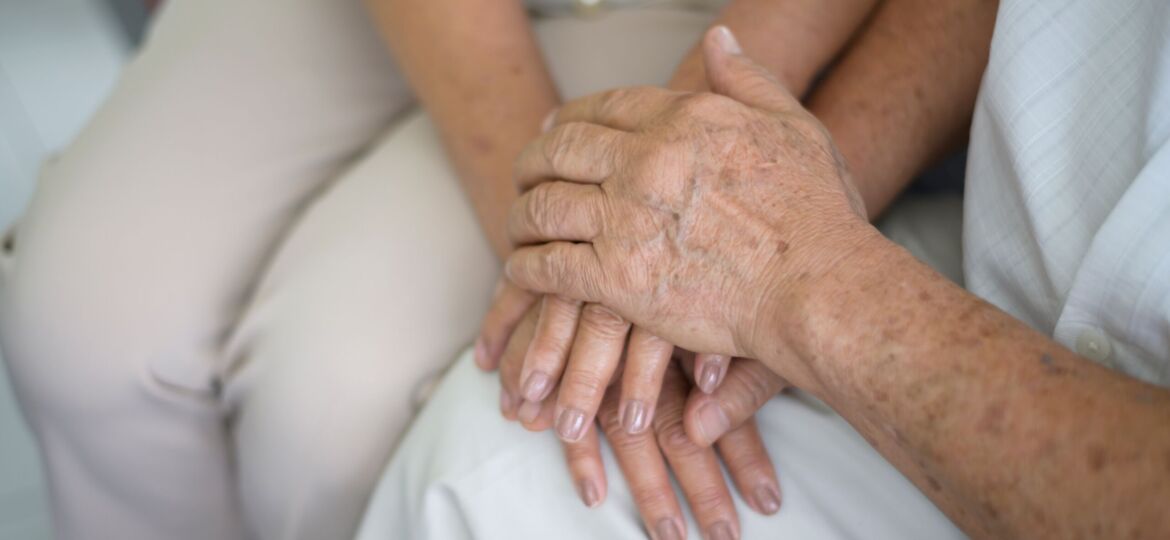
655, 365, 741, 540
554, 303, 631, 442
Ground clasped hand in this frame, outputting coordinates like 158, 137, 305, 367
474, 27, 871, 540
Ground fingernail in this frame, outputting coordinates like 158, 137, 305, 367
541, 109, 558, 132
698, 360, 726, 394
556, 408, 588, 441
499, 387, 517, 415
518, 400, 542, 423
713, 25, 742, 54
654, 518, 684, 540
474, 338, 488, 369
708, 521, 736, 540
579, 479, 601, 508
753, 484, 782, 515
620, 400, 648, 434
521, 371, 551, 402
695, 401, 730, 443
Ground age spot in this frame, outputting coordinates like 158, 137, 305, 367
1040, 353, 1069, 376
1087, 445, 1107, 472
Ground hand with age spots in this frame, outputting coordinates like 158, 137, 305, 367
505, 27, 867, 394
506, 25, 1170, 540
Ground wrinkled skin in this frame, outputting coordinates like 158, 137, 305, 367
507, 29, 869, 392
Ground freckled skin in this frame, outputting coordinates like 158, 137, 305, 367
509, 33, 1170, 540
564, 92, 869, 361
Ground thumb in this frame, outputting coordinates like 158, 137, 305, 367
703, 26, 799, 113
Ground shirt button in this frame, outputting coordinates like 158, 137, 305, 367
1075, 328, 1113, 365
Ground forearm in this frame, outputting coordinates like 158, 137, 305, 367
364, 0, 559, 258
806, 0, 999, 218
667, 0, 879, 94
764, 231, 1170, 538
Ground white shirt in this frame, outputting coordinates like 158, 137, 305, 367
964, 0, 1170, 386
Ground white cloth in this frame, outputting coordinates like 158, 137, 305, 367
964, 0, 1170, 385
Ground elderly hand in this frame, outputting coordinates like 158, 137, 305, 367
505, 27, 872, 392
478, 282, 783, 539
477, 278, 731, 442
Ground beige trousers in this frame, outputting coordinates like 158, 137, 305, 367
0, 1, 714, 538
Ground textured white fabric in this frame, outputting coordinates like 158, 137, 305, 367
964, 0, 1170, 385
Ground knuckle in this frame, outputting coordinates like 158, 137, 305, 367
686, 484, 729, 511
656, 421, 699, 456
596, 404, 624, 432
535, 244, 568, 284
526, 338, 569, 366
731, 454, 773, 478
581, 303, 628, 337
725, 367, 779, 413
633, 140, 685, 182
599, 87, 635, 114
630, 484, 676, 509
545, 295, 584, 323
561, 368, 608, 398
524, 184, 554, 233
563, 441, 595, 461
545, 124, 578, 170
608, 429, 652, 453
672, 92, 727, 119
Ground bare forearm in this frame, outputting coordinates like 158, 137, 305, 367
667, 0, 879, 94
364, 0, 559, 258
806, 0, 999, 218
767, 232, 1170, 538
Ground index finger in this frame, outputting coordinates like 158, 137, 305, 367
551, 85, 685, 132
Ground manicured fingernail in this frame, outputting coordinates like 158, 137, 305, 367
753, 484, 782, 514
713, 25, 742, 54
655, 518, 683, 540
579, 479, 601, 508
499, 387, 517, 415
521, 371, 551, 402
556, 408, 588, 441
620, 400, 649, 434
541, 109, 558, 132
518, 399, 542, 423
698, 360, 726, 394
474, 338, 488, 369
695, 401, 730, 443
708, 521, 736, 540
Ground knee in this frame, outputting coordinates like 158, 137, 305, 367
0, 215, 177, 425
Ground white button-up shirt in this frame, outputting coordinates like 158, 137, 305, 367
965, 0, 1170, 385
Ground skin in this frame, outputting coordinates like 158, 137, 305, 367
491, 0, 998, 451
681, 0, 1000, 446
507, 27, 1170, 539
364, 0, 556, 258
363, 1, 799, 535
484, 0, 997, 534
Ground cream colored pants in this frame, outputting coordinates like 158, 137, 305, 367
0, 1, 716, 538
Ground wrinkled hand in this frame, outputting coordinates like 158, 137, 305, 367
505, 27, 870, 390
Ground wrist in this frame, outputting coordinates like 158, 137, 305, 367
742, 220, 896, 395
